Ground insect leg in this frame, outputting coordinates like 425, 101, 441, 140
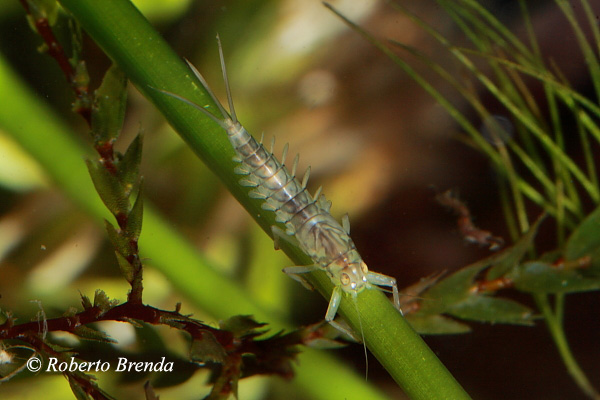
283, 265, 318, 290
325, 286, 360, 341
366, 271, 402, 314
271, 226, 299, 250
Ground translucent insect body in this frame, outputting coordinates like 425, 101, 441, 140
157, 36, 402, 339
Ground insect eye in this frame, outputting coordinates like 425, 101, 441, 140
340, 273, 350, 286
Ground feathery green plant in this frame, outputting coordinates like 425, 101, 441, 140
326, 1, 600, 398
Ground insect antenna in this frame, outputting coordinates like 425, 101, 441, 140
150, 82, 225, 128
182, 59, 231, 126
351, 297, 369, 380
150, 35, 240, 130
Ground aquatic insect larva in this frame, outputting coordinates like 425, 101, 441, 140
154, 35, 402, 338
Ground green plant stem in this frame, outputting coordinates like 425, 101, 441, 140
533, 294, 600, 399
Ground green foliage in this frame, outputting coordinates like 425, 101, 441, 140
86, 159, 130, 216
410, 217, 544, 331
91, 65, 128, 146
327, 1, 600, 398
509, 260, 600, 294
566, 204, 600, 272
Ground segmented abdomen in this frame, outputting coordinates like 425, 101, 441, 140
227, 121, 357, 269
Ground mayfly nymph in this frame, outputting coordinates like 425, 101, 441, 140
154, 35, 402, 338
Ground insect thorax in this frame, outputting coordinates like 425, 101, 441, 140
294, 214, 369, 292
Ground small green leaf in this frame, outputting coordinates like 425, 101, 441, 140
63, 306, 79, 317
44, 342, 73, 353
418, 261, 489, 315
509, 261, 600, 294
152, 365, 197, 389
305, 337, 348, 350
190, 332, 227, 364
73, 325, 117, 343
66, 371, 115, 400
86, 159, 129, 216
104, 220, 131, 258
67, 376, 93, 400
93, 289, 119, 314
144, 381, 160, 400
448, 296, 534, 326
121, 317, 144, 329
80, 293, 92, 310
566, 204, 600, 272
68, 19, 91, 114
91, 64, 127, 144
118, 134, 143, 194
133, 323, 167, 352
114, 250, 134, 283
128, 184, 144, 240
420, 218, 544, 316
25, 0, 59, 27
487, 214, 546, 279
405, 314, 471, 335
219, 315, 266, 337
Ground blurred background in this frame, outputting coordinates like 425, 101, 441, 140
0, 0, 598, 398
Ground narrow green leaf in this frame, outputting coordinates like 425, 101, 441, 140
104, 219, 130, 258
128, 183, 144, 240
219, 315, 265, 338
144, 382, 159, 400
24, 0, 59, 27
134, 322, 168, 352
449, 296, 534, 325
80, 293, 92, 310
67, 376, 94, 400
487, 214, 546, 279
406, 314, 471, 335
418, 261, 490, 315
86, 159, 129, 217
509, 261, 600, 294
69, 19, 91, 114
118, 134, 143, 194
114, 250, 134, 283
189, 332, 227, 364
565, 204, 600, 271
73, 325, 117, 343
91, 64, 127, 144
93, 289, 119, 313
